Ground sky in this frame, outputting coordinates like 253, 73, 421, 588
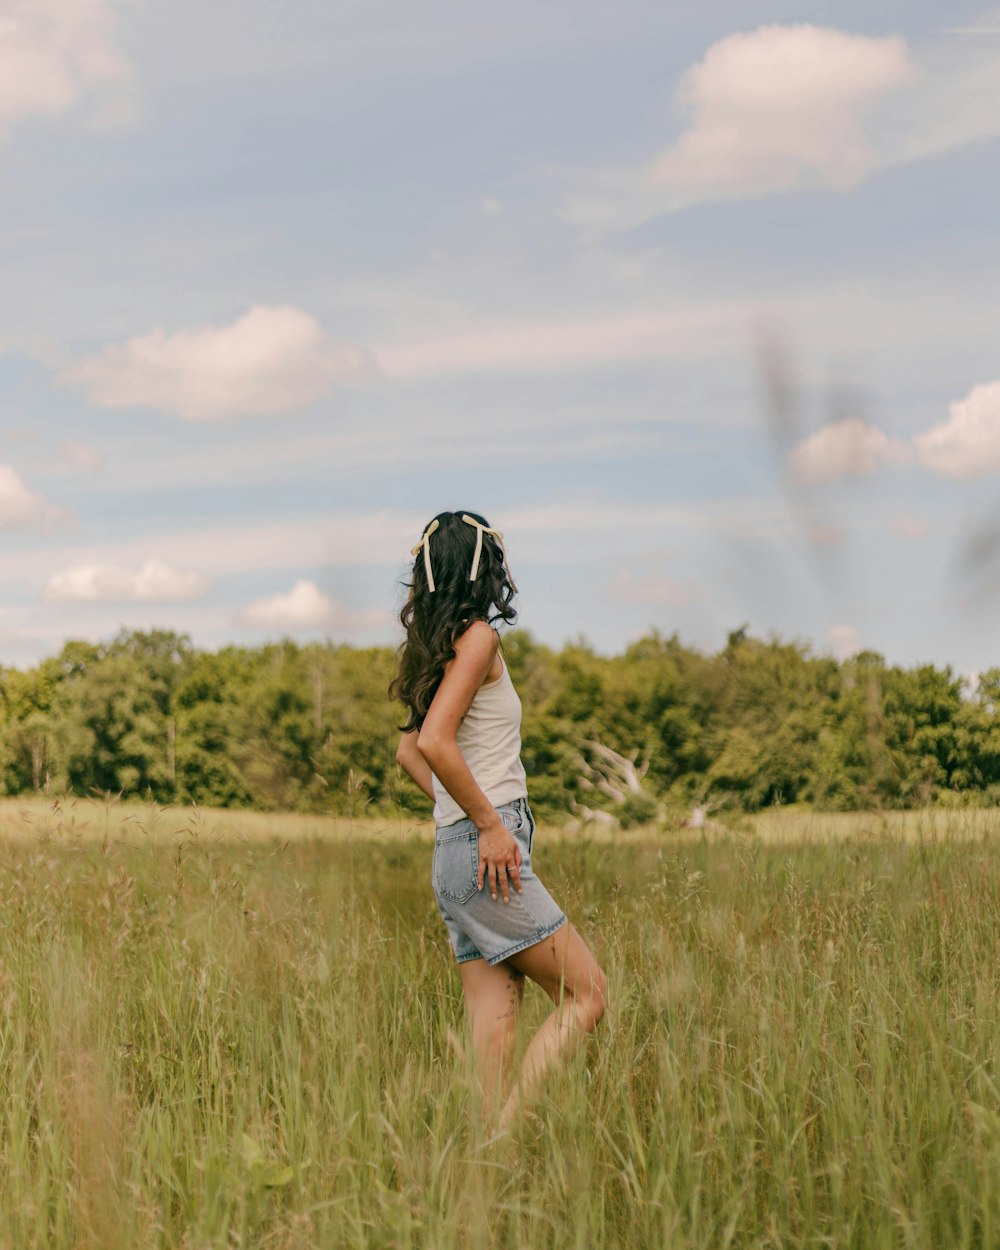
2, 0, 1000, 676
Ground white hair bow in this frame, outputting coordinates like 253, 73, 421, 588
410, 514, 518, 594
461, 515, 518, 593
410, 518, 440, 592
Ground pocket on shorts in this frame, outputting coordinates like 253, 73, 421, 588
497, 802, 526, 835
498, 801, 537, 865
433, 832, 480, 904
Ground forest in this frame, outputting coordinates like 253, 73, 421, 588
0, 626, 997, 821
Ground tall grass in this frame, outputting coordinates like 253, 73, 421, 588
0, 798, 997, 1247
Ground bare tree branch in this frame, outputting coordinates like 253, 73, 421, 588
581, 738, 649, 795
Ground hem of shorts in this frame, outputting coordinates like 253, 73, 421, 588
485, 913, 568, 966
455, 950, 484, 964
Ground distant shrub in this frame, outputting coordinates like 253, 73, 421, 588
617, 789, 659, 829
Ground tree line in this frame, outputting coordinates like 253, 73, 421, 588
0, 626, 996, 820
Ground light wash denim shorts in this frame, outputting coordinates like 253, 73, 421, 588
432, 796, 568, 966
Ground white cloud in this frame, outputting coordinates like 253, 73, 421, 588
45, 559, 209, 603
63, 305, 371, 421
131, 560, 208, 600
828, 623, 862, 660
0, 512, 418, 592
566, 23, 917, 224
788, 417, 911, 483
890, 512, 927, 539
772, 384, 1000, 485
913, 381, 1000, 478
242, 580, 389, 631
649, 25, 914, 204
0, 498, 799, 601
59, 440, 105, 472
374, 301, 750, 378
0, 464, 59, 529
0, 0, 134, 138
610, 570, 697, 605
567, 21, 1000, 224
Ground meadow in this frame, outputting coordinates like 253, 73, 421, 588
0, 795, 998, 1248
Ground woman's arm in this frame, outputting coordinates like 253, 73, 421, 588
417, 621, 523, 903
395, 729, 435, 801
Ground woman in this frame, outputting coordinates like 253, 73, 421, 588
390, 510, 606, 1130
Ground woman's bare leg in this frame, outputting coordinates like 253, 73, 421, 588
459, 958, 525, 1116
498, 922, 606, 1130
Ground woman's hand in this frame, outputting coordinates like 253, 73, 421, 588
476, 817, 523, 903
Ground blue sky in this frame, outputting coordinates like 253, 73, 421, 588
2, 1, 1000, 675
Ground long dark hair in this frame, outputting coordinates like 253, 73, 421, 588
388, 510, 517, 731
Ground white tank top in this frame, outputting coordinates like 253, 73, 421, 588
431, 651, 528, 827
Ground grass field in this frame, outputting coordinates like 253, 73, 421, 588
1, 795, 999, 1248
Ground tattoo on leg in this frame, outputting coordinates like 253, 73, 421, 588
492, 967, 525, 1020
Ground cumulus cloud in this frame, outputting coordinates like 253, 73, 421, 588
45, 559, 209, 602
567, 22, 1000, 223
828, 623, 862, 661
63, 305, 371, 421
788, 417, 911, 483
0, 0, 134, 137
913, 381, 1000, 478
0, 464, 59, 529
776, 385, 1000, 485
565, 23, 918, 223
242, 580, 388, 631
649, 25, 915, 203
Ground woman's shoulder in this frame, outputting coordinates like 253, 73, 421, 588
454, 618, 500, 652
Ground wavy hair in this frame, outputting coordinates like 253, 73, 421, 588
388, 510, 517, 731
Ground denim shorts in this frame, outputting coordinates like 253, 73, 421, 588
432, 796, 568, 967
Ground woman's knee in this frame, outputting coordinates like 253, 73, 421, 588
562, 963, 605, 1031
